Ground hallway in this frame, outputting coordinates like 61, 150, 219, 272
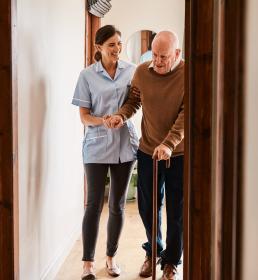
55, 201, 183, 280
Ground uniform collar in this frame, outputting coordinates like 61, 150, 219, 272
95, 60, 126, 73
95, 60, 126, 80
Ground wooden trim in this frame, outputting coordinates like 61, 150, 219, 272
220, 0, 245, 279
211, 1, 224, 278
0, 0, 19, 279
185, 1, 214, 279
91, 16, 101, 63
185, 0, 245, 279
183, 1, 191, 279
85, 8, 100, 67
85, 6, 92, 67
141, 30, 151, 55
12, 1, 19, 277
84, 7, 100, 207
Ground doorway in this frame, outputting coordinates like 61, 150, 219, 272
0, 0, 245, 279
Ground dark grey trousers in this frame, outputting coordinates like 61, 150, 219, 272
82, 161, 135, 261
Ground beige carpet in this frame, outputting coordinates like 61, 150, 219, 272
55, 201, 183, 280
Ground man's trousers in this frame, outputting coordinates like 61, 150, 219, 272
137, 149, 184, 267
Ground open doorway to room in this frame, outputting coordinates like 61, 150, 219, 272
68, 1, 186, 279
0, 0, 245, 279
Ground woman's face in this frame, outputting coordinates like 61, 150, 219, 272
97, 33, 122, 63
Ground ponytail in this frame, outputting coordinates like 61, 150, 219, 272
94, 50, 102, 61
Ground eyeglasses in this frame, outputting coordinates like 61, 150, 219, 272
152, 53, 171, 62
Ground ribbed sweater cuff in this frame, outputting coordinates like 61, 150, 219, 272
162, 141, 174, 152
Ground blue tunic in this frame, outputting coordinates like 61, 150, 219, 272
72, 60, 139, 164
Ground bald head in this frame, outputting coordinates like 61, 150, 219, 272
151, 31, 181, 75
152, 31, 179, 51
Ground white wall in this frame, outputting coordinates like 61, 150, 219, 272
17, 0, 85, 279
102, 0, 185, 60
102, 0, 185, 135
242, 0, 258, 278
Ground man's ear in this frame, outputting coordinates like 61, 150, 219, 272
176, 49, 181, 59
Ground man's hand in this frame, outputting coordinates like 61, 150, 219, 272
103, 115, 124, 129
152, 144, 172, 161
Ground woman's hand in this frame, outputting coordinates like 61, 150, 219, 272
80, 107, 104, 126
103, 115, 124, 129
102, 115, 111, 128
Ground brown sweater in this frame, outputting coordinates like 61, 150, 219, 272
117, 60, 184, 157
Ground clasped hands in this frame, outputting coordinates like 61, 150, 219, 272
102, 115, 172, 161
102, 114, 124, 129
102, 86, 140, 129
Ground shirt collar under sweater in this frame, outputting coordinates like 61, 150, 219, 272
148, 56, 181, 73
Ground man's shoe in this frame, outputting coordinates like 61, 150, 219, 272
161, 264, 178, 280
106, 262, 121, 277
139, 256, 152, 277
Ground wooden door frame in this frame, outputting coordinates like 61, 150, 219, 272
83, 10, 100, 208
0, 0, 19, 279
184, 0, 245, 279
0, 0, 245, 279
85, 11, 101, 67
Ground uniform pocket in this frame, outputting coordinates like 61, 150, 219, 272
85, 134, 107, 142
83, 129, 108, 160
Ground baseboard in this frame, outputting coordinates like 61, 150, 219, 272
40, 223, 81, 280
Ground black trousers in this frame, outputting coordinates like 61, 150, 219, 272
137, 149, 184, 267
82, 161, 135, 261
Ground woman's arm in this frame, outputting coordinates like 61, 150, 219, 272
79, 107, 104, 127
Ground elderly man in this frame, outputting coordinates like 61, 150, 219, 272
104, 31, 184, 280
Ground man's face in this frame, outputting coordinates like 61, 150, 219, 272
152, 43, 180, 75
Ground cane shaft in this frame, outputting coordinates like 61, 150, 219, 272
152, 159, 158, 280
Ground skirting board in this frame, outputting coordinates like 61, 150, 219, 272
40, 224, 81, 280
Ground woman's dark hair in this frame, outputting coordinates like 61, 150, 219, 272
94, 25, 121, 61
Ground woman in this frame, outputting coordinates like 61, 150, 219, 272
72, 25, 138, 280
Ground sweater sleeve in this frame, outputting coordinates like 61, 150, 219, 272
115, 67, 142, 120
162, 101, 184, 151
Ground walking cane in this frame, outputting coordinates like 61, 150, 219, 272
152, 158, 170, 280
152, 158, 158, 280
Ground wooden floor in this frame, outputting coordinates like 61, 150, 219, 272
55, 200, 183, 280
